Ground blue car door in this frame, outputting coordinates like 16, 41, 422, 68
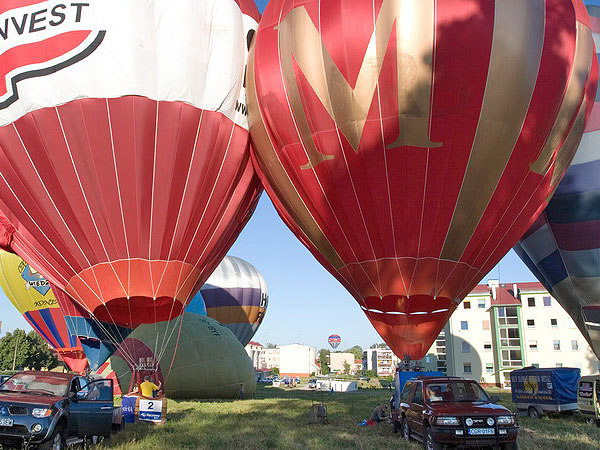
69, 379, 113, 438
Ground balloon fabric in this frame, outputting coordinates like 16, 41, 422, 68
0, 251, 88, 373
515, 0, 600, 359
249, 0, 598, 359
0, 0, 262, 365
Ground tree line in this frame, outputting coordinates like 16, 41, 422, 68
0, 329, 59, 371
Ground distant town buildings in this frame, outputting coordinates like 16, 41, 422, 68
329, 352, 354, 373
244, 280, 600, 386
424, 280, 600, 387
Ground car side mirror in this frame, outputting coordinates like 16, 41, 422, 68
490, 395, 500, 403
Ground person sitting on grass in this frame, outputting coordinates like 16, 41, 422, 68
371, 404, 388, 423
140, 376, 161, 398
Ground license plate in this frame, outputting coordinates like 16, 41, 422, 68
0, 418, 13, 427
468, 428, 494, 435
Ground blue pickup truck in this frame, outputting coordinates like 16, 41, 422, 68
510, 367, 580, 418
0, 371, 121, 449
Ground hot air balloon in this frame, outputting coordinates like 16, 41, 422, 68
514, 0, 600, 360
96, 315, 256, 399
328, 334, 341, 350
248, 0, 598, 359
0, 250, 88, 373
0, 0, 262, 367
186, 256, 268, 346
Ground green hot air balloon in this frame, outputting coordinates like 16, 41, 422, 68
103, 315, 256, 399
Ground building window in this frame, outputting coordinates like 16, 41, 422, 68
484, 343, 492, 351
486, 363, 494, 373
464, 301, 471, 309
482, 320, 490, 330
529, 340, 538, 351
461, 321, 468, 330
500, 328, 521, 347
462, 342, 471, 353
553, 340, 561, 351
556, 363, 563, 368
571, 340, 579, 351
531, 363, 539, 368
551, 319, 558, 328
527, 297, 535, 307
527, 319, 535, 328
478, 299, 486, 309
497, 306, 519, 325
543, 296, 552, 306
501, 349, 522, 367
463, 363, 472, 373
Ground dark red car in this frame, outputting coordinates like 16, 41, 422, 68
393, 376, 518, 449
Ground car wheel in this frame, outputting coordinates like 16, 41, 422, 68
393, 420, 400, 433
585, 418, 595, 425
527, 406, 540, 419
423, 426, 441, 450
38, 427, 65, 450
401, 418, 411, 441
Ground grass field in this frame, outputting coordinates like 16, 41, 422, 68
105, 385, 600, 449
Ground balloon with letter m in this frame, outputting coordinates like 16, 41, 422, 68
0, 0, 262, 361
248, 0, 598, 359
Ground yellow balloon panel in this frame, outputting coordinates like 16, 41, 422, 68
0, 250, 58, 315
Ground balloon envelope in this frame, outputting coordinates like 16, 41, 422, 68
99, 315, 256, 399
249, 0, 598, 359
515, 0, 600, 360
328, 334, 341, 350
0, 251, 87, 373
0, 0, 261, 337
186, 256, 268, 346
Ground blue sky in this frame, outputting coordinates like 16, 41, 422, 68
0, 0, 539, 351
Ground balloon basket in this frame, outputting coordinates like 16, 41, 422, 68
122, 394, 167, 425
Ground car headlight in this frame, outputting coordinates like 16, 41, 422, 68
496, 415, 514, 425
31, 408, 52, 418
436, 416, 460, 426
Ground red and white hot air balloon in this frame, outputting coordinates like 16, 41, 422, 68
0, 0, 262, 362
249, 0, 598, 359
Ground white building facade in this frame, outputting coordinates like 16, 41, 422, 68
279, 344, 320, 377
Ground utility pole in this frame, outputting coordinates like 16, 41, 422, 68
12, 333, 19, 371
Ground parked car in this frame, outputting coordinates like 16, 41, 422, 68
0, 371, 120, 449
392, 376, 518, 449
510, 367, 580, 418
308, 379, 317, 389
578, 374, 600, 426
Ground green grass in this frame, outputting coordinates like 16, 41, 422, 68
102, 386, 600, 449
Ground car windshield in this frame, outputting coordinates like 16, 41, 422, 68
0, 373, 68, 396
425, 381, 490, 403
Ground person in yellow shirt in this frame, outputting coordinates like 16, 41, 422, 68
140, 376, 161, 398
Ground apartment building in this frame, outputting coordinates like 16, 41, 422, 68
431, 280, 600, 387
363, 347, 397, 376
245, 341, 263, 370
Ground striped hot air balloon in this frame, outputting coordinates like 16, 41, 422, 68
328, 334, 341, 350
515, 0, 600, 359
249, 0, 598, 359
0, 250, 87, 373
186, 256, 268, 346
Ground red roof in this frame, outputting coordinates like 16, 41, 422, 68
491, 286, 521, 306
354, 359, 362, 364
247, 341, 263, 347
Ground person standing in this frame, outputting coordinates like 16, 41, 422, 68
239, 383, 245, 400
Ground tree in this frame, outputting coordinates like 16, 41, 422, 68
265, 343, 277, 348
343, 360, 351, 375
370, 343, 388, 349
318, 349, 330, 375
271, 368, 280, 376
0, 329, 59, 371
344, 345, 363, 360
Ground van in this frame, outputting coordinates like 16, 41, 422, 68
577, 375, 600, 426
